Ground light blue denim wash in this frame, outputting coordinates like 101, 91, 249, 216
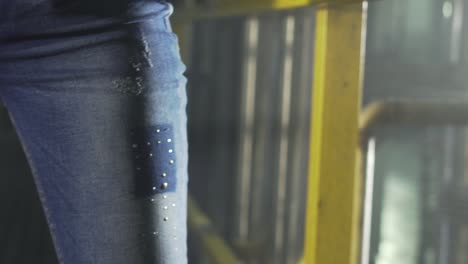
0, 0, 188, 263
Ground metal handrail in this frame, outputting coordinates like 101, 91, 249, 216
173, 0, 362, 22
360, 100, 468, 134
187, 196, 240, 264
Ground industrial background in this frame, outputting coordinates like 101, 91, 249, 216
2, 0, 468, 263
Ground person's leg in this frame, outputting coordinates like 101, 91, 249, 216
0, 1, 188, 263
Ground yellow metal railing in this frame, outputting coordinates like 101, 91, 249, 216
187, 196, 240, 264
173, 0, 362, 22
212, 0, 311, 12
304, 2, 366, 264
360, 100, 468, 133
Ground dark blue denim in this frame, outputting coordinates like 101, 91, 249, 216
0, 1, 188, 263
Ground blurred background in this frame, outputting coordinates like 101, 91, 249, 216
2, 0, 468, 263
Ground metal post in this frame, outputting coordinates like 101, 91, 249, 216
304, 2, 367, 264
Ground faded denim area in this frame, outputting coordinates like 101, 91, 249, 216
0, 0, 188, 263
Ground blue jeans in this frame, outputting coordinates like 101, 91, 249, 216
0, 1, 188, 263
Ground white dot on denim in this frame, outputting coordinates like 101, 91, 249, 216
147, 142, 151, 146
153, 231, 158, 235
162, 173, 167, 177
172, 203, 176, 207
151, 198, 155, 202
161, 182, 168, 189
149, 153, 153, 157
156, 129, 161, 133
152, 186, 156, 190
167, 138, 172, 143
169, 160, 174, 164
157, 140, 162, 144
163, 195, 167, 199
163, 206, 168, 210
168, 149, 173, 153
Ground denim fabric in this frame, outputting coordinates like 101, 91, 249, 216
0, 1, 188, 263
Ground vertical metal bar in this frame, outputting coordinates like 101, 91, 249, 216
304, 2, 367, 264
360, 138, 376, 264
463, 129, 468, 188
211, 21, 235, 230
236, 16, 259, 241
249, 14, 274, 246
439, 127, 456, 264
273, 14, 296, 263
450, 0, 464, 63
286, 8, 314, 264
418, 128, 437, 264
247, 14, 283, 263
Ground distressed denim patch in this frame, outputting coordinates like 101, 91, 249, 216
130, 124, 176, 197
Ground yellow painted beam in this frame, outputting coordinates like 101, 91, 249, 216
304, 3, 366, 264
216, 0, 310, 11
188, 197, 240, 264
216, 0, 362, 11
173, 0, 363, 22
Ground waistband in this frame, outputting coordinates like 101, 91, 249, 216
0, 0, 174, 41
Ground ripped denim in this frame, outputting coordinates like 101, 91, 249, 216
0, 1, 188, 263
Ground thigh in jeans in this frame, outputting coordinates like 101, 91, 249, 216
0, 1, 188, 263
